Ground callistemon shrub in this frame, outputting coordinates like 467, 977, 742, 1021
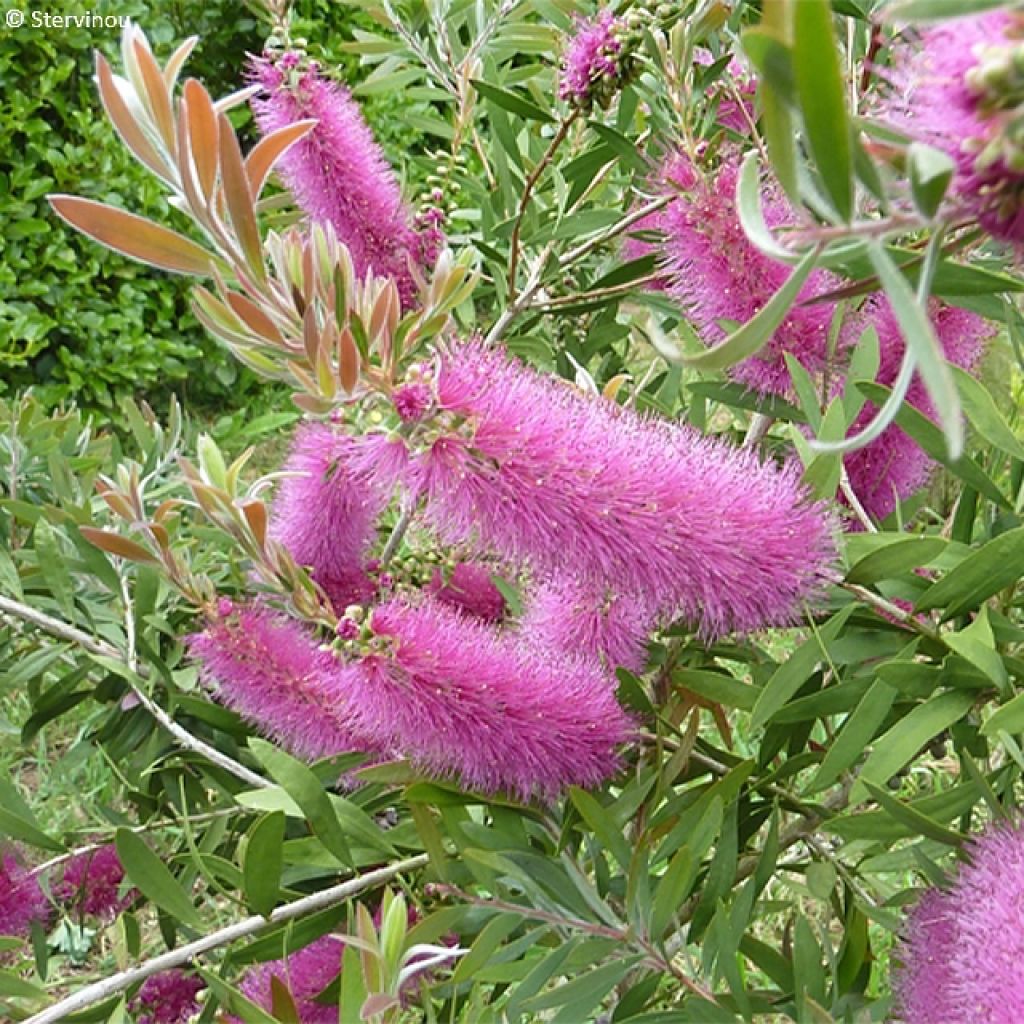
16, 3, 1024, 1023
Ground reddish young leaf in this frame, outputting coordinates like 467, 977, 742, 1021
49, 196, 214, 276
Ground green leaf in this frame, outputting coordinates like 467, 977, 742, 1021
650, 847, 693, 939
673, 669, 761, 711
982, 690, 1024, 736
248, 739, 352, 866
0, 970, 47, 999
915, 527, 1024, 618
846, 536, 947, 585
680, 247, 821, 372
882, 0, 1008, 22
953, 365, 1024, 461
735, 151, 793, 262
861, 782, 965, 845
519, 956, 643, 1018
907, 143, 955, 219
806, 679, 897, 793
857, 381, 1010, 508
944, 606, 1007, 689
451, 913, 524, 985
243, 811, 284, 918
751, 606, 855, 728
471, 80, 555, 123
868, 242, 963, 458
793, 0, 853, 220
0, 779, 62, 852
805, 862, 837, 901
568, 789, 633, 870
34, 517, 75, 619
115, 828, 202, 929
851, 691, 977, 801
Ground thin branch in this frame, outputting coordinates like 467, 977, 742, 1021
532, 272, 663, 313
0, 594, 270, 790
839, 465, 878, 533
25, 854, 429, 1024
438, 884, 718, 1004
836, 580, 944, 643
31, 808, 241, 878
558, 194, 673, 268
507, 111, 580, 298
380, 499, 417, 568
483, 245, 552, 346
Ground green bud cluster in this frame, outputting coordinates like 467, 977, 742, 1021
966, 41, 1024, 115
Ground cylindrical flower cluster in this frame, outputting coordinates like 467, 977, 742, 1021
843, 299, 993, 523
894, 819, 1024, 1023
251, 54, 434, 308
400, 339, 835, 637
879, 10, 1024, 246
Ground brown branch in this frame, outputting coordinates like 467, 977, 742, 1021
507, 110, 580, 298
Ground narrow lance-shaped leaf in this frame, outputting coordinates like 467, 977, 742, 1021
49, 196, 215, 276
131, 36, 177, 157
182, 78, 220, 201
793, 0, 853, 220
868, 241, 964, 458
218, 112, 266, 282
114, 828, 203, 928
679, 246, 821, 371
95, 53, 173, 183
245, 120, 318, 200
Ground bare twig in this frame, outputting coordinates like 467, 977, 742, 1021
558, 194, 673, 269
839, 465, 878, 533
507, 111, 580, 298
533, 272, 663, 313
0, 594, 269, 790
30, 809, 240, 877
380, 499, 417, 568
835, 580, 944, 643
25, 854, 430, 1024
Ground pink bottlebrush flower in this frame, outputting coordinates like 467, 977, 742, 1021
55, 844, 134, 920
392, 381, 434, 423
396, 339, 834, 638
620, 151, 692, 290
694, 50, 757, 135
559, 9, 629, 109
878, 11, 1024, 245
893, 887, 958, 1024
356, 596, 633, 800
651, 147, 845, 396
130, 970, 204, 1024
843, 300, 993, 524
621, 61, 755, 280
188, 603, 377, 762
944, 820, 1024, 1019
237, 935, 345, 1024
520, 577, 654, 673
426, 562, 507, 622
250, 55, 432, 308
894, 820, 1024, 1023
0, 851, 49, 938
271, 424, 389, 612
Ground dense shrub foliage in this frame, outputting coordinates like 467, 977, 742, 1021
3, 1, 1024, 1023
0, 0, 418, 412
